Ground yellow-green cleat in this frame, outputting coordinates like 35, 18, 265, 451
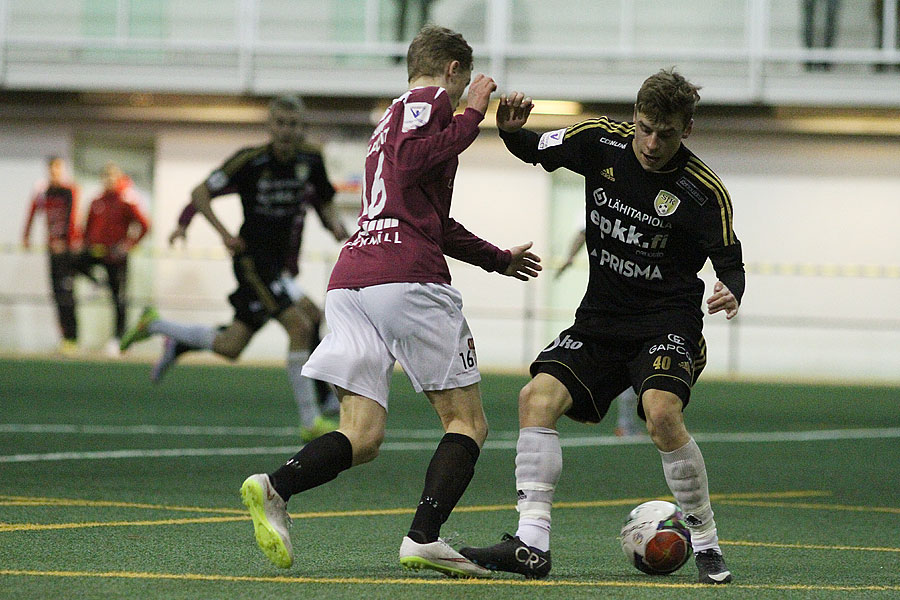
300, 415, 338, 443
240, 474, 293, 569
119, 306, 160, 352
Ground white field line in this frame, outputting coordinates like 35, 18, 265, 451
0, 427, 898, 463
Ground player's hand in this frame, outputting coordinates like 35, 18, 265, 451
466, 74, 497, 115
168, 224, 188, 246
496, 92, 534, 132
707, 281, 739, 320
223, 233, 246, 255
503, 241, 542, 281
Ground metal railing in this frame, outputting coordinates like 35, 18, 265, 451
0, 0, 898, 105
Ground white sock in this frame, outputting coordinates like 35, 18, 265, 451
660, 437, 720, 552
287, 350, 321, 428
148, 320, 215, 350
514, 427, 562, 552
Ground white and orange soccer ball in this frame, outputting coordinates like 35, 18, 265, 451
619, 500, 693, 575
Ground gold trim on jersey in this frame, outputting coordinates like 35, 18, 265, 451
220, 146, 267, 178
565, 116, 634, 140
684, 157, 735, 246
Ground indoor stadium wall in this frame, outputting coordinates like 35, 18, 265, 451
3, 118, 897, 382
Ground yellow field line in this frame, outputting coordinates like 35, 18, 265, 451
0, 495, 244, 514
1, 569, 899, 592
0, 490, 844, 534
723, 540, 900, 553
719, 499, 900, 515
0, 489, 830, 514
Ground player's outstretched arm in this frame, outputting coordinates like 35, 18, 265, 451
496, 91, 534, 133
503, 241, 542, 281
706, 281, 739, 320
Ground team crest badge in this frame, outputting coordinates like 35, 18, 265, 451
294, 163, 310, 183
653, 190, 681, 216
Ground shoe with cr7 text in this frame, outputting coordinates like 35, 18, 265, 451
399, 536, 492, 578
459, 533, 551, 579
695, 548, 733, 584
240, 474, 293, 568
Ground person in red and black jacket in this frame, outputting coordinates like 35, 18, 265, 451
22, 156, 82, 353
76, 161, 151, 353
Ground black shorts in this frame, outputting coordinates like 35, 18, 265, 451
228, 254, 293, 332
529, 324, 707, 424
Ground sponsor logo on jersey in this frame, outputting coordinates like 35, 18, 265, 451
590, 213, 669, 251
591, 249, 663, 280
599, 137, 628, 149
541, 334, 583, 352
538, 128, 567, 150
676, 176, 707, 206
648, 342, 689, 356
653, 190, 681, 216
593, 187, 673, 229
600, 166, 615, 181
402, 102, 431, 132
679, 360, 692, 373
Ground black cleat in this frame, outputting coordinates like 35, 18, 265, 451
460, 533, 551, 579
695, 549, 733, 584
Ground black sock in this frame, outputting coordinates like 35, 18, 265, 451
407, 433, 480, 544
269, 431, 353, 502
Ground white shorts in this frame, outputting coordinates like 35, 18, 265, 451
301, 282, 481, 409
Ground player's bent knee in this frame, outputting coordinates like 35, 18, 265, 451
518, 380, 568, 426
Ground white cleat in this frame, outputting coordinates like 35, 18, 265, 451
399, 535, 492, 579
240, 474, 293, 568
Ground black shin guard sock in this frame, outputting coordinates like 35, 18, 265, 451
407, 432, 480, 544
269, 431, 353, 502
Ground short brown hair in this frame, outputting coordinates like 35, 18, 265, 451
406, 25, 473, 82
635, 68, 701, 128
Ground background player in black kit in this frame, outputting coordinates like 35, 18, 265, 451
461, 69, 744, 585
22, 156, 82, 354
121, 95, 348, 442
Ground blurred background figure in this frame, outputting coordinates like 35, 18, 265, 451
393, 0, 436, 61
803, 0, 840, 70
874, 0, 900, 71
75, 161, 151, 356
22, 156, 82, 355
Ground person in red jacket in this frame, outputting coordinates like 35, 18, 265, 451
76, 161, 151, 355
22, 156, 82, 354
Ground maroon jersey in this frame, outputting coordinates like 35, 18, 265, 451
327, 86, 509, 290
23, 180, 81, 250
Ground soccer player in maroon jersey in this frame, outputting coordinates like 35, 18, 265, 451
460, 70, 741, 584
22, 156, 82, 354
239, 26, 541, 577
120, 96, 347, 441
74, 161, 151, 355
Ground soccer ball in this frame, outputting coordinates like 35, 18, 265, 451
619, 500, 692, 575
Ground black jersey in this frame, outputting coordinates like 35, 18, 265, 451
205, 142, 336, 278
501, 117, 744, 341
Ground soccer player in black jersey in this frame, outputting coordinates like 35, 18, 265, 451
461, 69, 743, 584
120, 95, 348, 442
